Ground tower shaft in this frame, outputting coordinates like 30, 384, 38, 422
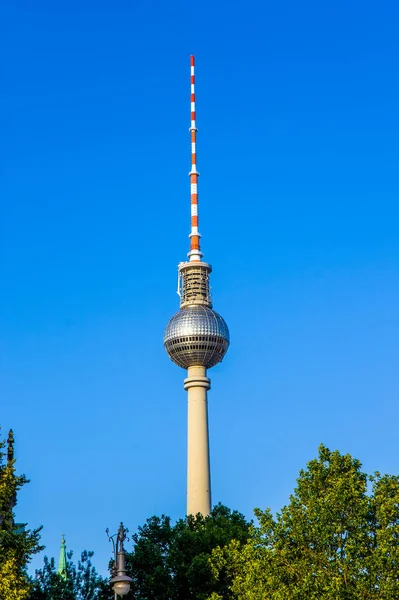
184, 366, 211, 515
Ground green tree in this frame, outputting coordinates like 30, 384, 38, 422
209, 445, 399, 599
0, 429, 43, 600
125, 503, 251, 600
29, 549, 108, 600
367, 472, 399, 597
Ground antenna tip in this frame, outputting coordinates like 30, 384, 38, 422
190, 55, 195, 66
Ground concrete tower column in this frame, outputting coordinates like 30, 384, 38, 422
184, 365, 211, 516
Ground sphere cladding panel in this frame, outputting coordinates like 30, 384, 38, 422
164, 305, 230, 369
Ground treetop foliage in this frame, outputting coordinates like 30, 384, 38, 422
209, 444, 399, 599
29, 549, 108, 600
0, 428, 43, 600
125, 503, 251, 600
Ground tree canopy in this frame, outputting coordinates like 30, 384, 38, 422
124, 503, 251, 600
0, 429, 43, 600
209, 445, 399, 599
29, 549, 107, 600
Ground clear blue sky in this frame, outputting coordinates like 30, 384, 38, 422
1, 0, 398, 577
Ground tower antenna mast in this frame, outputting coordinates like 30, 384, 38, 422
188, 55, 202, 262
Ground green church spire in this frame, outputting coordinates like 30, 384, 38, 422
58, 534, 67, 580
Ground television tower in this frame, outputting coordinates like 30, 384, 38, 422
164, 56, 230, 516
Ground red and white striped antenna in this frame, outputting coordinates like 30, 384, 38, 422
188, 55, 202, 262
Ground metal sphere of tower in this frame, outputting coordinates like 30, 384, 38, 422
164, 305, 229, 369
163, 56, 229, 517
